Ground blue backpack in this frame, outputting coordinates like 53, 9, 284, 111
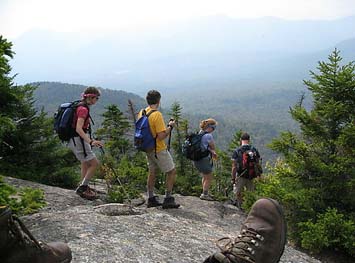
134, 109, 157, 152
54, 100, 90, 141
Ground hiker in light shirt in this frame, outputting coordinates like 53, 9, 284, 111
194, 118, 218, 201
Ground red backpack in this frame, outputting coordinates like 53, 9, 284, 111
237, 146, 262, 179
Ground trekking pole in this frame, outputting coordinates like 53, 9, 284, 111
110, 165, 132, 207
128, 99, 137, 122
99, 146, 105, 155
167, 118, 174, 151
2, 141, 14, 150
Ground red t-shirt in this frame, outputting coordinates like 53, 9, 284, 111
73, 105, 90, 130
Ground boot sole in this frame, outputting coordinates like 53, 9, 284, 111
266, 198, 287, 262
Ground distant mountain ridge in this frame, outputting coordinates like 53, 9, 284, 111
32, 82, 146, 127
10, 15, 355, 93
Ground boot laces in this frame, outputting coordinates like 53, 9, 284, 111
9, 214, 43, 250
215, 228, 264, 263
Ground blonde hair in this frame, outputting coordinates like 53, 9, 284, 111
200, 118, 218, 130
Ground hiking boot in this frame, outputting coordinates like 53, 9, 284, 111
147, 196, 162, 208
204, 198, 287, 263
0, 206, 72, 263
200, 194, 214, 201
162, 196, 180, 209
75, 185, 97, 200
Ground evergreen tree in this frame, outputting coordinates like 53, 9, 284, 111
0, 36, 78, 187
0, 36, 17, 155
261, 49, 355, 256
96, 104, 131, 159
168, 102, 200, 194
169, 102, 185, 175
228, 130, 243, 152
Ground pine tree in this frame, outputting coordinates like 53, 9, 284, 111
96, 104, 131, 159
0, 36, 76, 185
267, 49, 355, 255
0, 36, 17, 153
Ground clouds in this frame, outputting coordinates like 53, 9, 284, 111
1, 0, 355, 39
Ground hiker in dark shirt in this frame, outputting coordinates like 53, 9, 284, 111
68, 86, 103, 200
231, 132, 262, 208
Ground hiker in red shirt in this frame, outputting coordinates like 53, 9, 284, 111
68, 86, 103, 200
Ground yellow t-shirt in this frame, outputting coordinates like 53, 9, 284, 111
138, 107, 167, 153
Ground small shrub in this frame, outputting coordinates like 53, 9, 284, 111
0, 176, 46, 215
299, 208, 355, 256
107, 185, 140, 203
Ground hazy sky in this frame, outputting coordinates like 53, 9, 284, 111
1, 0, 355, 39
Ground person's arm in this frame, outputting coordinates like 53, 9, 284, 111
208, 140, 217, 159
156, 120, 175, 140
231, 159, 237, 184
76, 118, 103, 147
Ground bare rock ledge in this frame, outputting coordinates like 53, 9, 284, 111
4, 176, 321, 263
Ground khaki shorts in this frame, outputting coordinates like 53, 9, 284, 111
235, 176, 255, 195
68, 137, 96, 162
146, 149, 175, 173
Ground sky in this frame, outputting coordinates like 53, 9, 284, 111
1, 0, 355, 39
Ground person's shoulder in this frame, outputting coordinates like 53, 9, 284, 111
77, 104, 89, 112
149, 110, 163, 123
251, 145, 259, 151
203, 132, 213, 137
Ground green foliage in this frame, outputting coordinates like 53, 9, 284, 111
107, 185, 141, 203
251, 49, 355, 257
0, 176, 46, 215
299, 208, 355, 256
0, 37, 80, 186
96, 104, 131, 159
101, 154, 147, 202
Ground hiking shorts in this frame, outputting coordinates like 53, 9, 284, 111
235, 176, 255, 195
146, 149, 175, 173
68, 136, 96, 162
194, 156, 213, 174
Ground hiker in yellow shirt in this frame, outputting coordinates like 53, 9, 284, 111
138, 90, 180, 209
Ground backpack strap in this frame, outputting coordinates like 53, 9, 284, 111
78, 102, 91, 157
145, 109, 157, 117
142, 109, 158, 158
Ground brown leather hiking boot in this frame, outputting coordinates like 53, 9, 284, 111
204, 198, 287, 263
0, 206, 72, 263
76, 185, 97, 200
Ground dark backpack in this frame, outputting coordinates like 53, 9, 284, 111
54, 100, 90, 141
134, 109, 157, 152
236, 146, 262, 179
182, 132, 210, 161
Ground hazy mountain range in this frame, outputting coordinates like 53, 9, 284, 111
10, 15, 355, 97
9, 15, 355, 159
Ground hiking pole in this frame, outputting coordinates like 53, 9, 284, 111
99, 146, 105, 155
167, 118, 174, 151
128, 99, 137, 122
110, 165, 132, 207
2, 141, 14, 150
